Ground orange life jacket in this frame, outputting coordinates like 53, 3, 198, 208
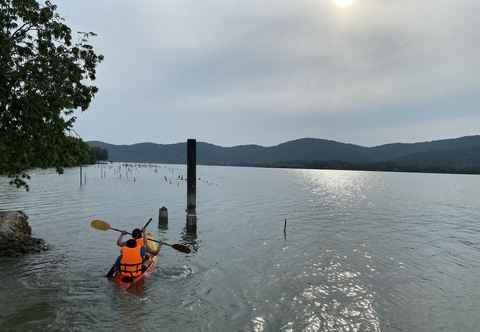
136, 237, 144, 248
119, 245, 143, 278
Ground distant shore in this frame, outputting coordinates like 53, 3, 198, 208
89, 135, 480, 176
103, 160, 480, 176
253, 161, 480, 175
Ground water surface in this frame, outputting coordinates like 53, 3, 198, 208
1, 164, 479, 331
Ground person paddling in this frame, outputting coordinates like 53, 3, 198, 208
114, 228, 160, 281
117, 228, 159, 256
116, 237, 144, 281
117, 228, 145, 250
91, 218, 190, 281
114, 230, 146, 280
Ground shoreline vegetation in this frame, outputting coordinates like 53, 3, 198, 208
0, 139, 108, 188
252, 161, 480, 175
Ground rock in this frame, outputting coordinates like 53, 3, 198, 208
0, 211, 48, 257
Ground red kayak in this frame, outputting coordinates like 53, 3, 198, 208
109, 232, 159, 289
113, 254, 158, 289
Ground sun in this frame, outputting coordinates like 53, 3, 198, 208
334, 0, 354, 8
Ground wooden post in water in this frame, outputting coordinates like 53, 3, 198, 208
186, 139, 197, 232
80, 165, 83, 186
158, 206, 168, 229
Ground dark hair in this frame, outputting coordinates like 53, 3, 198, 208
126, 239, 137, 248
132, 228, 142, 239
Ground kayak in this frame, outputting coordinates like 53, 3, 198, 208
113, 254, 157, 289
111, 231, 159, 289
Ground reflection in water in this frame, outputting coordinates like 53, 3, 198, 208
304, 169, 369, 194
252, 316, 266, 332
158, 223, 168, 231
181, 227, 199, 253
247, 248, 381, 332
294, 260, 380, 332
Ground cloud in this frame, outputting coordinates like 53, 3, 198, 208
57, 0, 480, 145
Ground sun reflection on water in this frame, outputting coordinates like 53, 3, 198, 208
292, 258, 381, 332
248, 248, 382, 332
302, 170, 370, 196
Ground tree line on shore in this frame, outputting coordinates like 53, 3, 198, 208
255, 160, 480, 175
0, 0, 104, 189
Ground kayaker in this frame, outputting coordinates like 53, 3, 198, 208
113, 231, 144, 277
117, 228, 159, 254
114, 230, 160, 277
117, 228, 160, 256
132, 228, 145, 247
117, 228, 145, 250
117, 238, 144, 280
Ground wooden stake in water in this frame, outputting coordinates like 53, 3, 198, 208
80, 166, 83, 186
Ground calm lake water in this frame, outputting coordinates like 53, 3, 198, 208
1, 164, 480, 331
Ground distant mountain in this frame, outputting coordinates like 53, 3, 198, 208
88, 138, 371, 164
88, 135, 480, 172
368, 135, 480, 162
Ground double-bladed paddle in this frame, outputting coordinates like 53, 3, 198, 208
90, 219, 192, 254
142, 218, 152, 231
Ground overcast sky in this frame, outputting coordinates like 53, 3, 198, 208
57, 0, 480, 147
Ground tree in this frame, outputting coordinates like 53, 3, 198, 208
89, 146, 108, 162
0, 0, 103, 189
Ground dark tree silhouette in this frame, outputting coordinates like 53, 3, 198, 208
0, 0, 103, 189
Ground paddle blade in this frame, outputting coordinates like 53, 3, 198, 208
171, 243, 192, 254
90, 219, 111, 231
105, 264, 116, 279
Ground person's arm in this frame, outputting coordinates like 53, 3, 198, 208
116, 231, 128, 247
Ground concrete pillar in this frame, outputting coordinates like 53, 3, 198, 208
186, 138, 197, 232
186, 213, 197, 233
158, 206, 168, 228
187, 139, 196, 213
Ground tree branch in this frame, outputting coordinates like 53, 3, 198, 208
10, 23, 33, 41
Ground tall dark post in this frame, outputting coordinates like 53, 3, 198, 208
186, 139, 197, 232
80, 166, 83, 186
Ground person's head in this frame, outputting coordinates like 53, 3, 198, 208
126, 239, 137, 248
132, 228, 142, 239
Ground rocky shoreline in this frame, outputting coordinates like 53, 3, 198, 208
0, 211, 48, 257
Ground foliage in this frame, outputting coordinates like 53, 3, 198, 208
0, 0, 103, 189
88, 145, 108, 163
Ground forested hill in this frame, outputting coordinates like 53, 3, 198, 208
88, 135, 480, 171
